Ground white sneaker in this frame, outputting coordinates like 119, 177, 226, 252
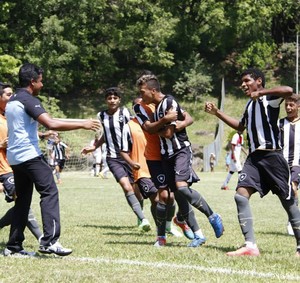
287, 222, 294, 236
166, 225, 183, 237
139, 218, 151, 232
39, 241, 72, 256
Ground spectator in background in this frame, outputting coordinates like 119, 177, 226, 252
90, 133, 102, 177
221, 131, 247, 190
99, 142, 110, 179
209, 153, 216, 172
53, 134, 70, 184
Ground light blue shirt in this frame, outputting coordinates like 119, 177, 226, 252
6, 89, 46, 165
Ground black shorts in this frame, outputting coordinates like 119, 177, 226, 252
162, 147, 200, 192
0, 172, 15, 203
55, 159, 66, 170
290, 166, 300, 186
238, 150, 292, 199
146, 160, 168, 189
136, 177, 158, 199
107, 157, 134, 183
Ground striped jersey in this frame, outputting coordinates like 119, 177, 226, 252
240, 95, 284, 153
154, 95, 190, 158
279, 117, 300, 167
53, 142, 68, 160
98, 107, 131, 158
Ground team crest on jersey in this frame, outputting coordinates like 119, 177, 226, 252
119, 115, 124, 123
239, 173, 247, 182
159, 112, 164, 119
7, 175, 14, 184
143, 185, 149, 192
157, 174, 165, 184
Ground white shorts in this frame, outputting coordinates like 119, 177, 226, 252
229, 159, 242, 172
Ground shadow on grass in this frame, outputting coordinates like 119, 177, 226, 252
259, 230, 291, 237
81, 224, 134, 230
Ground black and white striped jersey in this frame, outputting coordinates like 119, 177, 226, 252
240, 95, 284, 153
279, 117, 300, 167
154, 95, 190, 158
98, 107, 131, 158
53, 142, 68, 160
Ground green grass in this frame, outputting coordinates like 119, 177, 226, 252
0, 172, 299, 282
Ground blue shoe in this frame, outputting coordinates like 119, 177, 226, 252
209, 213, 224, 238
187, 235, 206, 247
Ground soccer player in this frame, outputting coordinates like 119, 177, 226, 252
134, 97, 208, 247
279, 93, 300, 236
120, 114, 163, 245
53, 134, 70, 184
221, 131, 247, 190
205, 68, 300, 257
136, 74, 224, 245
81, 87, 151, 231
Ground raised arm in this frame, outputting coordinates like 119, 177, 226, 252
205, 102, 245, 132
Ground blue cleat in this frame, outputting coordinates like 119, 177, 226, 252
209, 213, 224, 238
187, 235, 206, 247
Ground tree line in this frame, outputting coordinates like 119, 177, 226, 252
0, 0, 299, 115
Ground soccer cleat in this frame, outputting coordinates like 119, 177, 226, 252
38, 241, 72, 256
139, 218, 151, 232
3, 248, 36, 257
221, 186, 229, 190
209, 213, 224, 238
226, 245, 260, 256
154, 236, 166, 247
287, 222, 294, 236
187, 235, 206, 247
166, 225, 183, 237
173, 217, 194, 240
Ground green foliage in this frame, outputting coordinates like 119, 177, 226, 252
0, 55, 21, 85
0, 0, 299, 112
173, 54, 213, 103
236, 42, 277, 70
276, 42, 297, 87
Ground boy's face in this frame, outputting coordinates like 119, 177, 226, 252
240, 74, 262, 96
139, 83, 154, 105
285, 100, 299, 119
106, 94, 121, 112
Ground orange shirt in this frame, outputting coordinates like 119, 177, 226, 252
127, 118, 151, 182
139, 102, 161, 161
0, 114, 13, 175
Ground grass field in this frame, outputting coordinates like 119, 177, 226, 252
0, 171, 299, 283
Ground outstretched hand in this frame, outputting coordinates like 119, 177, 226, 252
81, 145, 96, 155
83, 119, 101, 131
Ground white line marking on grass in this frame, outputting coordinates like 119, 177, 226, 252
66, 256, 300, 281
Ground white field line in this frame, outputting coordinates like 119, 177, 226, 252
65, 256, 300, 281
